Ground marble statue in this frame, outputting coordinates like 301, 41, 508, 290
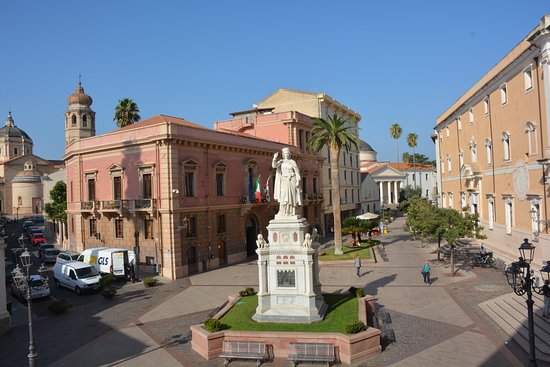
272, 147, 302, 216
256, 234, 268, 249
303, 233, 313, 248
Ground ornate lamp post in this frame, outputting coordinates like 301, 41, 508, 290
505, 238, 550, 367
11, 249, 49, 367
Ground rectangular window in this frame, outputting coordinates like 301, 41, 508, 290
313, 177, 318, 194
446, 126, 449, 137
457, 117, 462, 130
500, 84, 507, 105
115, 218, 123, 238
142, 173, 152, 199
186, 216, 197, 238
89, 218, 97, 237
484, 97, 489, 115
298, 129, 304, 149
469, 108, 474, 124
14, 147, 18, 156
216, 173, 224, 196
217, 214, 226, 233
87, 179, 96, 201
185, 171, 195, 197
524, 66, 533, 91
144, 219, 154, 239
113, 176, 122, 200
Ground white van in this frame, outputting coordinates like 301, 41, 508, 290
78, 247, 135, 277
53, 261, 101, 295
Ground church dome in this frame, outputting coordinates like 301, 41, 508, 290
359, 139, 377, 162
67, 83, 93, 106
0, 112, 32, 140
13, 160, 42, 182
359, 139, 376, 152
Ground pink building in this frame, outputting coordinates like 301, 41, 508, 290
64, 87, 321, 280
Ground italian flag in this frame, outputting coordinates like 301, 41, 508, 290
255, 175, 261, 203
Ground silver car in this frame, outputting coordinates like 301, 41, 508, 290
10, 274, 50, 300
42, 248, 60, 263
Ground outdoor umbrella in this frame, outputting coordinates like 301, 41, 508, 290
356, 212, 379, 220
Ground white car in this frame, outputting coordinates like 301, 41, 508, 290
56, 251, 80, 264
10, 274, 50, 300
53, 261, 101, 295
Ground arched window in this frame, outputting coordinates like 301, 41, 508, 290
82, 114, 87, 127
215, 162, 227, 196
72, 115, 77, 126
458, 150, 464, 168
502, 132, 511, 161
469, 140, 477, 162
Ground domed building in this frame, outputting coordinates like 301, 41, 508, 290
0, 112, 64, 217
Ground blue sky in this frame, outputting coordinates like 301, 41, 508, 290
1, 1, 549, 162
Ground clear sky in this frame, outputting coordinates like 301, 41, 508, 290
1, 1, 549, 162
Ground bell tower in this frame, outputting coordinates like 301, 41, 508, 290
65, 80, 96, 146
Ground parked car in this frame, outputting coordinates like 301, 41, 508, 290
22, 220, 34, 230
10, 274, 50, 300
53, 261, 101, 295
37, 243, 55, 256
31, 233, 46, 246
56, 251, 80, 264
5, 261, 16, 284
32, 216, 45, 226
27, 226, 43, 237
42, 248, 60, 263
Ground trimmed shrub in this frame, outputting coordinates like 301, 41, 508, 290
101, 288, 117, 298
348, 287, 358, 296
143, 277, 158, 287
204, 318, 227, 332
99, 273, 117, 286
345, 320, 366, 334
355, 288, 364, 298
239, 290, 248, 297
48, 298, 73, 315
245, 287, 255, 296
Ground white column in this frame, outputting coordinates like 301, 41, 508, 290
394, 181, 398, 203
386, 181, 392, 203
379, 181, 384, 204
0, 239, 11, 334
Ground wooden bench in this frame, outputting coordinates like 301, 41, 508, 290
219, 340, 267, 366
288, 342, 335, 367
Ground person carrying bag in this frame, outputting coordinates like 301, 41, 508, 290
421, 261, 431, 285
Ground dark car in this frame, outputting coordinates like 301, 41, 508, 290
37, 243, 55, 256
33, 216, 45, 226
5, 261, 16, 284
22, 220, 34, 230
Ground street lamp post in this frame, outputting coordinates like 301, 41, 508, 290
12, 249, 49, 367
505, 238, 550, 367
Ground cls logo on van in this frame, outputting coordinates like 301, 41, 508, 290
97, 257, 110, 265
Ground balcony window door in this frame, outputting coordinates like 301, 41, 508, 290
88, 179, 96, 201
113, 176, 122, 200
142, 173, 152, 199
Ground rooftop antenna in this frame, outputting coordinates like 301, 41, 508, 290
78, 73, 82, 85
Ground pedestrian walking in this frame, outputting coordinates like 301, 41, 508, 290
542, 279, 550, 318
421, 261, 431, 285
354, 255, 362, 277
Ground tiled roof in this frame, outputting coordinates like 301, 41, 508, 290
118, 114, 206, 131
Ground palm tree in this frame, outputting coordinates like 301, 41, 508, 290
407, 132, 418, 188
389, 123, 402, 166
114, 98, 141, 128
309, 114, 360, 255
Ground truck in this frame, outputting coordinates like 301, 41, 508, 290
77, 247, 135, 277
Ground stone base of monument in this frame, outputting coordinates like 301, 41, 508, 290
253, 215, 327, 323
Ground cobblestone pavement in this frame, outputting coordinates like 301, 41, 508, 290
3, 215, 546, 367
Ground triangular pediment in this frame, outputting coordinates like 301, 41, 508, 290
4, 154, 54, 167
370, 164, 407, 179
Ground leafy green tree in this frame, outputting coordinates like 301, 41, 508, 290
389, 123, 402, 165
402, 153, 434, 165
399, 185, 422, 207
114, 98, 141, 128
407, 133, 418, 187
309, 114, 360, 255
44, 181, 67, 222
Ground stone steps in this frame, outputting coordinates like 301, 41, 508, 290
479, 292, 550, 362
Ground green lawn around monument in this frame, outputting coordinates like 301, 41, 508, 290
318, 240, 378, 261
219, 294, 358, 333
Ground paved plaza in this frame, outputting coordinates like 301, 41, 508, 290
2, 216, 546, 366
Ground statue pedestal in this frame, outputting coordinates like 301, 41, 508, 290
253, 216, 327, 323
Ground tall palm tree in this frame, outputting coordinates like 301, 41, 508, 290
114, 98, 141, 128
407, 132, 418, 188
389, 123, 402, 166
309, 114, 360, 255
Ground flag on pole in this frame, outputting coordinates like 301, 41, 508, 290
265, 176, 271, 202
255, 175, 261, 203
